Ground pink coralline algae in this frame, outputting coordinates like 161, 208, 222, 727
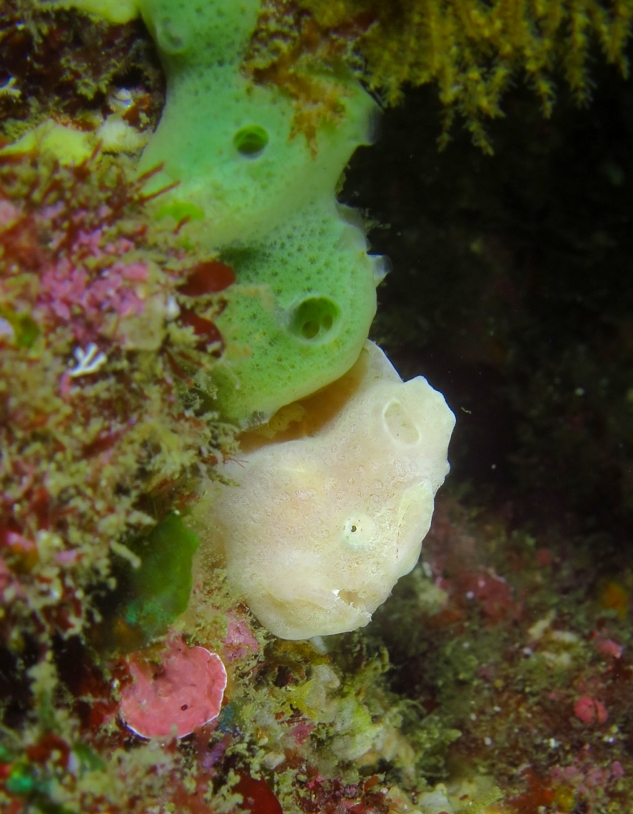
119, 637, 227, 739
593, 634, 624, 660
296, 771, 389, 814
38, 249, 148, 339
574, 695, 608, 726
551, 759, 625, 799
0, 157, 158, 347
224, 611, 260, 663
436, 566, 517, 625
1, 151, 235, 646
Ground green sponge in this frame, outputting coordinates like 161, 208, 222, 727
136, 0, 374, 245
71, 0, 382, 425
215, 201, 384, 422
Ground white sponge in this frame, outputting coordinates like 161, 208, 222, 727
207, 342, 455, 639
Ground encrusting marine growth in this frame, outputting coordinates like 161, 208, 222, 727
3, 0, 633, 809
54, 0, 633, 639
60, 0, 455, 637
299, 0, 633, 151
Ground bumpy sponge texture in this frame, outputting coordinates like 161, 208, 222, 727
206, 342, 456, 639
135, 0, 375, 248
67, 0, 382, 425
214, 201, 380, 422
133, 0, 380, 424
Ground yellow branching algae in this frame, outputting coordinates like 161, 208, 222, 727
283, 0, 633, 149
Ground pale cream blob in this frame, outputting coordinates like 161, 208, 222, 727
206, 342, 455, 639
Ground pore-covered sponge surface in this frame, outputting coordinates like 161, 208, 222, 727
208, 342, 456, 639
132, 0, 380, 424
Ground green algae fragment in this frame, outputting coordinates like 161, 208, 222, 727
0, 307, 40, 348
13, 314, 40, 348
72, 742, 106, 773
0, 120, 95, 165
6, 763, 40, 796
116, 513, 201, 647
59, 0, 139, 24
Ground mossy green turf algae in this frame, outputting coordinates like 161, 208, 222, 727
132, 0, 380, 424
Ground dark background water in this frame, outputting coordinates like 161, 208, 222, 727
343, 55, 633, 571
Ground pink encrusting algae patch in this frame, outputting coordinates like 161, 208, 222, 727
119, 636, 227, 739
574, 695, 608, 726
223, 611, 260, 663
